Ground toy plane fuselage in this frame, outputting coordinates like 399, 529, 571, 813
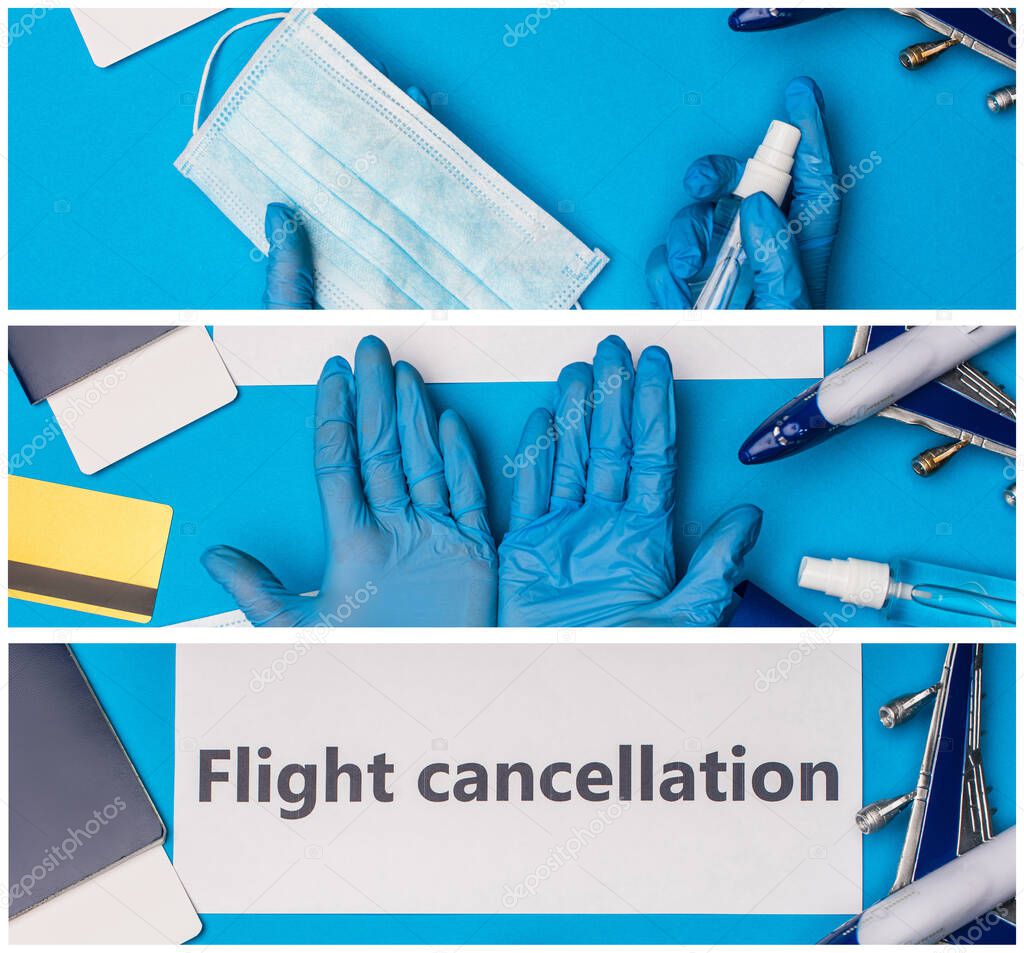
820, 644, 1016, 944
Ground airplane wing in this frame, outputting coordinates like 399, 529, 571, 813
894, 8, 1016, 69
729, 9, 1015, 110
820, 643, 1014, 945
894, 644, 1016, 942
847, 327, 1016, 457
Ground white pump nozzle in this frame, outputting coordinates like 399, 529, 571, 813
797, 556, 893, 610
734, 120, 801, 205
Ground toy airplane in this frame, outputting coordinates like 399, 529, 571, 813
821, 644, 1016, 944
738, 326, 1017, 507
848, 326, 1016, 504
729, 8, 1016, 111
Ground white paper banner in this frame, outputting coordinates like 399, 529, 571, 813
174, 644, 861, 915
213, 326, 823, 385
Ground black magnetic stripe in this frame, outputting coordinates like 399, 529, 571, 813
8, 561, 157, 616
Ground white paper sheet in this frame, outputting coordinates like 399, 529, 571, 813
71, 9, 220, 67
214, 326, 823, 385
174, 643, 861, 915
49, 326, 237, 475
9, 846, 201, 944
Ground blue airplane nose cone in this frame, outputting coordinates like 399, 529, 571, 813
737, 429, 782, 465
738, 383, 836, 464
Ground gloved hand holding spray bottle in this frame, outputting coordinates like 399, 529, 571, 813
694, 120, 801, 309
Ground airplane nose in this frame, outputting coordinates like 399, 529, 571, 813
737, 383, 834, 464
738, 427, 783, 465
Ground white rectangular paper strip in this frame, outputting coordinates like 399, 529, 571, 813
174, 644, 861, 915
71, 8, 220, 67
9, 846, 201, 944
49, 326, 237, 475
214, 326, 823, 385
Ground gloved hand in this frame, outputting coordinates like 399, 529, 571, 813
647, 76, 839, 309
498, 335, 763, 626
202, 336, 498, 625
262, 70, 432, 309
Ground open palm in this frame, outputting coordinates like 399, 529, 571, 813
499, 336, 761, 627
203, 337, 497, 626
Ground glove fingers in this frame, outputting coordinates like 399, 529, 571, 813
645, 245, 694, 309
666, 505, 764, 625
263, 204, 315, 310
201, 545, 304, 626
626, 346, 677, 515
665, 201, 718, 283
508, 407, 555, 532
395, 361, 449, 514
314, 356, 367, 535
551, 362, 593, 506
585, 335, 634, 502
406, 85, 431, 111
683, 154, 743, 202
786, 76, 836, 204
355, 336, 410, 511
439, 409, 493, 543
740, 193, 810, 309
785, 76, 839, 309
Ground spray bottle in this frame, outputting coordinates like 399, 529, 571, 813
694, 120, 801, 309
797, 556, 1016, 626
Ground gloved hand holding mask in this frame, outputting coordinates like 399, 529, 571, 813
647, 77, 840, 310
262, 65, 432, 310
498, 335, 763, 626
202, 336, 498, 625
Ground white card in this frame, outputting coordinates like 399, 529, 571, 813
48, 326, 237, 475
71, 9, 221, 67
172, 593, 317, 628
9, 845, 201, 944
214, 326, 823, 385
174, 644, 861, 915
173, 607, 253, 629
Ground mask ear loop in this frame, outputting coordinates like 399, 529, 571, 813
193, 12, 288, 135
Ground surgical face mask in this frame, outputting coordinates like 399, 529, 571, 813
176, 10, 608, 309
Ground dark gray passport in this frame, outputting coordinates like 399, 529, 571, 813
9, 645, 165, 918
8, 326, 175, 404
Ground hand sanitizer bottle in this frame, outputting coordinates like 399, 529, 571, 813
797, 555, 1016, 626
694, 120, 801, 310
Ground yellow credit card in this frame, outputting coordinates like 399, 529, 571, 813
9, 476, 173, 623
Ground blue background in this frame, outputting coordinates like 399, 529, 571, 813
70, 641, 1016, 944
8, 326, 1016, 628
7, 7, 1016, 309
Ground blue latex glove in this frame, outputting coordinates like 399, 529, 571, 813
498, 335, 763, 627
262, 74, 432, 309
202, 336, 498, 625
647, 76, 839, 309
